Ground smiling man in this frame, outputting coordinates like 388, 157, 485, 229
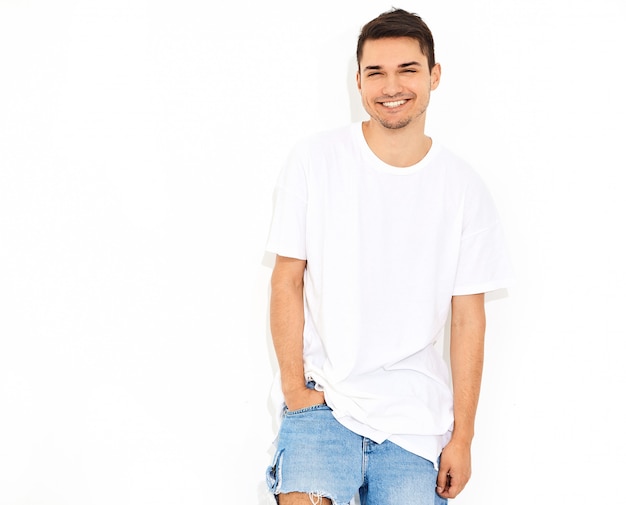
265, 8, 514, 505
359, 39, 438, 131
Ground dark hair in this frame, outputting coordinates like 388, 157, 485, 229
356, 8, 436, 71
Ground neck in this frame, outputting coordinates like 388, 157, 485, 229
361, 119, 432, 168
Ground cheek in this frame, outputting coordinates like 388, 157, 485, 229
360, 85, 376, 100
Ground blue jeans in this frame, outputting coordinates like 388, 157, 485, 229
266, 404, 447, 505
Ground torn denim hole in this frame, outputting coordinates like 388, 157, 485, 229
266, 450, 337, 505
308, 491, 327, 505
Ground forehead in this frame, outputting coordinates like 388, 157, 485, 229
360, 37, 427, 67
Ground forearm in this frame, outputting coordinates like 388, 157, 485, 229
449, 293, 486, 444
269, 256, 308, 400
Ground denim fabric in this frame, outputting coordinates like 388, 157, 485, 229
266, 404, 447, 505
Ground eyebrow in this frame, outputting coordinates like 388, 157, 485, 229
363, 61, 422, 71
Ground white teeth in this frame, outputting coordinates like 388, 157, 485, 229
382, 100, 407, 108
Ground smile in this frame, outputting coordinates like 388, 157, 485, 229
381, 100, 407, 108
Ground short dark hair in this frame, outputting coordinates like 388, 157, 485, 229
356, 8, 436, 72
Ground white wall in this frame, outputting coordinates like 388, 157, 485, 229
1, 1, 625, 504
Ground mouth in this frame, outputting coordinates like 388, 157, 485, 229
381, 99, 408, 108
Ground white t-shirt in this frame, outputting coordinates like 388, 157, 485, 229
266, 122, 514, 466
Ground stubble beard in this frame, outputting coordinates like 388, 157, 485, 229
373, 100, 428, 131
377, 116, 413, 130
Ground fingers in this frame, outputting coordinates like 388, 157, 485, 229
436, 471, 467, 499
435, 469, 451, 496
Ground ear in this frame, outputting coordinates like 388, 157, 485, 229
356, 70, 362, 92
430, 63, 441, 90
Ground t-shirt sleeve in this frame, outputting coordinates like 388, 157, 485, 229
265, 146, 308, 260
452, 175, 515, 295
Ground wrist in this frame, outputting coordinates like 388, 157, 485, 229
450, 425, 474, 446
281, 377, 307, 396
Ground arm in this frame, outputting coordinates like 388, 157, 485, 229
437, 293, 486, 499
270, 255, 324, 411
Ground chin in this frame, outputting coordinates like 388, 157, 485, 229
379, 118, 412, 130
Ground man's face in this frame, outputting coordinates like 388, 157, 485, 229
357, 37, 440, 131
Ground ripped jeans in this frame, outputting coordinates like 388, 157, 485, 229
266, 404, 446, 505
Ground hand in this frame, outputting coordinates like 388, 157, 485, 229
436, 438, 472, 499
283, 385, 325, 412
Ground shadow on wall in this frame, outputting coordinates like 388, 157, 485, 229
347, 56, 368, 124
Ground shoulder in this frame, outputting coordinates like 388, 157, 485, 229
433, 144, 476, 177
277, 124, 355, 187
290, 123, 356, 159
431, 144, 490, 192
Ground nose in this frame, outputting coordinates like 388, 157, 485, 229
382, 74, 402, 97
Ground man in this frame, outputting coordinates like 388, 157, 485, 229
265, 8, 513, 505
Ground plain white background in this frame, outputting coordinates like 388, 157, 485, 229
1, 1, 625, 504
